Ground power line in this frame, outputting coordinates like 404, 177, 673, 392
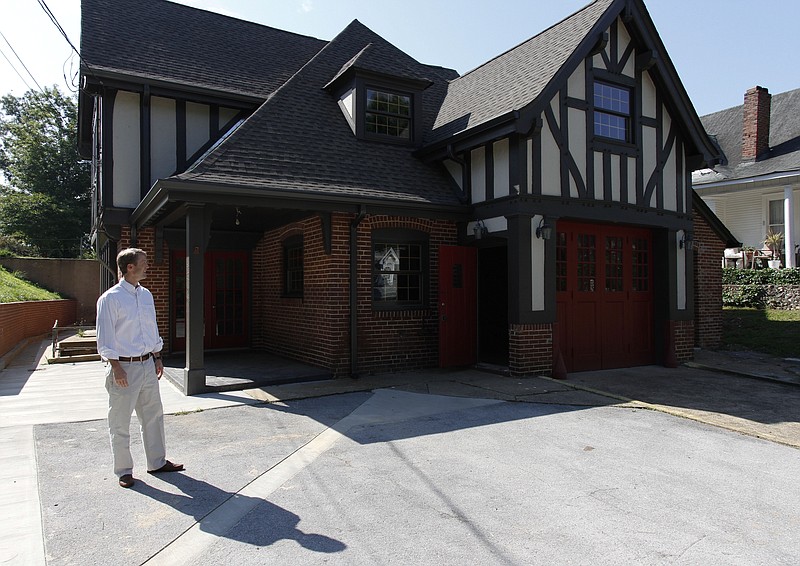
0, 28, 43, 92
0, 43, 34, 92
36, 0, 103, 91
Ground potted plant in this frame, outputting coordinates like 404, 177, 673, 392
764, 230, 784, 268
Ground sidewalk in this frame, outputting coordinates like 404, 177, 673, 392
1, 338, 799, 564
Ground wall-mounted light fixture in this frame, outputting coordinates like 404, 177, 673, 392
473, 220, 488, 240
535, 217, 552, 240
679, 230, 694, 250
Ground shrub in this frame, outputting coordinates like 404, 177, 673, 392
722, 284, 765, 308
722, 267, 800, 285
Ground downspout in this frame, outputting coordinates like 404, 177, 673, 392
350, 206, 367, 377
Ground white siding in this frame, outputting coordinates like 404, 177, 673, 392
112, 91, 141, 209
150, 97, 176, 186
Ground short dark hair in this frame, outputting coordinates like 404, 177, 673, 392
116, 248, 146, 275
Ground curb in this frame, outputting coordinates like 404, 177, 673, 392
685, 361, 800, 388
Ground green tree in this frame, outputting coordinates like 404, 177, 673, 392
0, 87, 90, 257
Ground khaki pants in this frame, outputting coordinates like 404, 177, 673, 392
105, 359, 167, 477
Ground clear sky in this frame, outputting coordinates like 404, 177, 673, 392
1, 0, 797, 117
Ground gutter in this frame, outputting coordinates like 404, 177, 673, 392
693, 171, 800, 193
350, 206, 367, 378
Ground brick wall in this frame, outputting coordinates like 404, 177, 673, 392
0, 299, 77, 358
508, 323, 553, 376
253, 213, 457, 376
118, 227, 172, 351
693, 210, 726, 349
673, 319, 695, 362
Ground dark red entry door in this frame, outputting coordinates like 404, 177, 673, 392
439, 245, 477, 367
556, 222, 653, 372
171, 250, 249, 350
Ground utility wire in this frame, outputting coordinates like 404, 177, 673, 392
0, 28, 43, 92
36, 0, 103, 90
0, 43, 34, 92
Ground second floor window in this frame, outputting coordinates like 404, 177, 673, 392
594, 81, 631, 142
366, 89, 411, 139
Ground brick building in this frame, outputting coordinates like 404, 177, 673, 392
79, 0, 735, 394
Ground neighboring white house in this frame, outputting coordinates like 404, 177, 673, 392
693, 86, 800, 267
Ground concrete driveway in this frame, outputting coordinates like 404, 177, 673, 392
2, 339, 799, 565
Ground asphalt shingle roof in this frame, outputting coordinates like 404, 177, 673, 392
80, 0, 327, 98
694, 88, 800, 185
173, 20, 462, 207
428, 0, 615, 144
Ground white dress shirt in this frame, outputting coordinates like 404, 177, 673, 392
96, 279, 164, 360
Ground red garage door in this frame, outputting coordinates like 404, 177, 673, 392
556, 221, 653, 372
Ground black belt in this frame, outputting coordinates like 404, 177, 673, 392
118, 353, 152, 362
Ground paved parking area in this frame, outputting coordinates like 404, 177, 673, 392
2, 339, 799, 565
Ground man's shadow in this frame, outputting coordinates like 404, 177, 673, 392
136, 472, 346, 553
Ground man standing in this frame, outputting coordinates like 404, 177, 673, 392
96, 247, 183, 488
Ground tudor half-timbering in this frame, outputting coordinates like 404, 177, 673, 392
79, 0, 728, 394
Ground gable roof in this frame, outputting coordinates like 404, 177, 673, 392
80, 0, 326, 99
428, 0, 615, 144
693, 87, 800, 186
159, 20, 463, 210
424, 0, 719, 167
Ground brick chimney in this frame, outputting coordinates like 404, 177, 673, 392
742, 86, 771, 161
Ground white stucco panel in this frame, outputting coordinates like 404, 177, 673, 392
676, 231, 687, 310
150, 97, 176, 186
443, 159, 463, 190
531, 214, 545, 311
611, 153, 621, 202
594, 151, 604, 200
642, 72, 657, 120
541, 120, 560, 197
527, 138, 533, 193
642, 126, 657, 207
618, 20, 635, 77
493, 139, 510, 198
567, 108, 586, 196
112, 91, 141, 209
186, 102, 210, 158
219, 107, 239, 127
663, 141, 678, 212
567, 61, 585, 99
471, 147, 486, 203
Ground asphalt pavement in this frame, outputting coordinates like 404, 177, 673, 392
1, 338, 799, 565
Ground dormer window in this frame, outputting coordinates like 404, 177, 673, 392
325, 63, 431, 145
366, 88, 411, 139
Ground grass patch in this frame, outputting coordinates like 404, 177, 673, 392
0, 266, 61, 302
722, 308, 800, 358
